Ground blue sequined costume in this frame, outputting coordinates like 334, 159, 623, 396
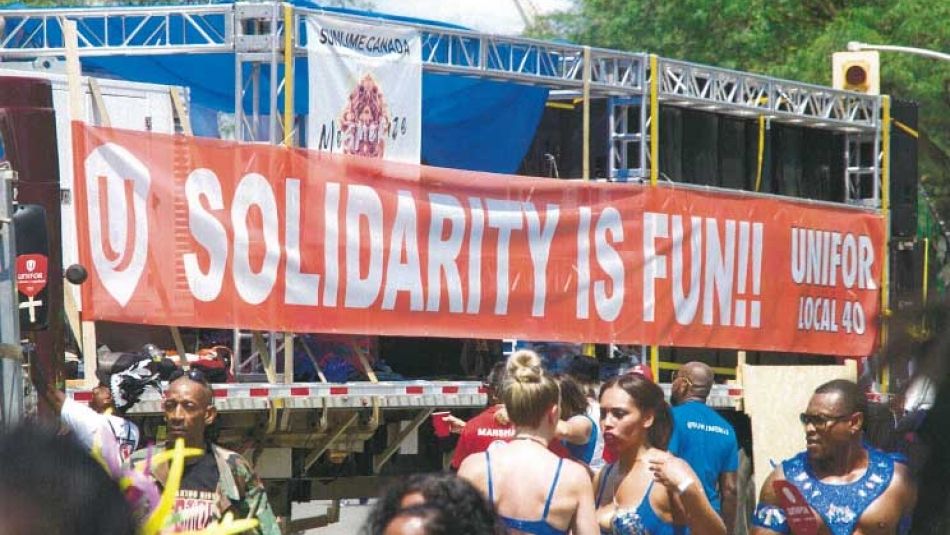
780, 446, 895, 535
596, 463, 686, 535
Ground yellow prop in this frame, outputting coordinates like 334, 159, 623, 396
89, 436, 111, 472
126, 441, 256, 535
140, 446, 205, 473
142, 438, 198, 535
119, 444, 204, 495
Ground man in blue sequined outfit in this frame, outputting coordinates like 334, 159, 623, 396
752, 379, 916, 535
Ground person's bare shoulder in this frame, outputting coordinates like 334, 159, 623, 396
457, 449, 489, 485
891, 461, 913, 487
560, 458, 595, 497
888, 461, 917, 509
563, 457, 593, 482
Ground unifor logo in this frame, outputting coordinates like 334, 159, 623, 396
84, 143, 150, 306
25, 259, 35, 272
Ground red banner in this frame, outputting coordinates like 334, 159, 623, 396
73, 123, 884, 356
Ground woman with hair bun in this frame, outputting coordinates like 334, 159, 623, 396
595, 374, 725, 535
459, 350, 598, 535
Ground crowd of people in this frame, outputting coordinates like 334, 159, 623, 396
0, 341, 943, 534
367, 350, 935, 535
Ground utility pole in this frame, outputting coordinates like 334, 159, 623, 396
0, 165, 21, 429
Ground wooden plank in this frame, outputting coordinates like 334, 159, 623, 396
63, 17, 100, 383
87, 77, 111, 127
80, 321, 97, 386
64, 288, 93, 386
372, 409, 433, 473
283, 332, 293, 384
352, 342, 378, 383
169, 87, 192, 135
252, 332, 278, 383
167, 86, 191, 360
298, 337, 327, 383
302, 413, 359, 472
63, 285, 81, 354
62, 18, 83, 122
169, 326, 187, 359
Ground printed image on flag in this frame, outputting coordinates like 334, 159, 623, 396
306, 15, 421, 164
340, 73, 389, 158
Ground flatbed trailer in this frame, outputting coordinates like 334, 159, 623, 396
0, 2, 893, 530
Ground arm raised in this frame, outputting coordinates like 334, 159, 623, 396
650, 453, 725, 535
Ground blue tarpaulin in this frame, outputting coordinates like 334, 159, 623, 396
1, 1, 549, 173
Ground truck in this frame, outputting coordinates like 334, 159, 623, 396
0, 2, 922, 532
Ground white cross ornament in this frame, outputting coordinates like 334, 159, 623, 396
19, 296, 42, 323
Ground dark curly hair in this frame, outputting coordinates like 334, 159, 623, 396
363, 472, 504, 535
382, 504, 446, 533
0, 424, 135, 534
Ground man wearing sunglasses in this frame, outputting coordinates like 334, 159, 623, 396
127, 370, 280, 534
752, 379, 916, 535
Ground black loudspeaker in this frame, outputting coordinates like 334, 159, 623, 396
681, 110, 719, 186
719, 117, 748, 190
801, 129, 844, 202
775, 126, 802, 197
890, 100, 919, 238
517, 100, 609, 179
891, 241, 923, 311
518, 102, 845, 202
659, 106, 683, 181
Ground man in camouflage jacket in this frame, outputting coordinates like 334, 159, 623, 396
127, 373, 280, 534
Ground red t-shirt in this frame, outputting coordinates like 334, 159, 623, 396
450, 405, 571, 469
451, 405, 515, 469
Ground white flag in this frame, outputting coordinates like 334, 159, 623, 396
306, 15, 422, 164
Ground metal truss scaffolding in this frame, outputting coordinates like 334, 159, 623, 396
0, 5, 233, 56
0, 4, 887, 200
607, 96, 649, 181
0, 1, 887, 378
656, 59, 878, 131
0, 4, 882, 132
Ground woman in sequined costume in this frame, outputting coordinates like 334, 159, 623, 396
594, 374, 725, 535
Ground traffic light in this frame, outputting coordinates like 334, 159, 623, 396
832, 51, 880, 94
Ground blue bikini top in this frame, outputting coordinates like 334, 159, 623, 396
782, 445, 895, 535
486, 450, 567, 535
595, 463, 686, 535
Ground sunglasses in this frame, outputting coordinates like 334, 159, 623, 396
169, 367, 209, 386
799, 412, 851, 429
674, 371, 694, 387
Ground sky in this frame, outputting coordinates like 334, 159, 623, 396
369, 0, 574, 35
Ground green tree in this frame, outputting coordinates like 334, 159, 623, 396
533, 0, 950, 209
3, 0, 375, 6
